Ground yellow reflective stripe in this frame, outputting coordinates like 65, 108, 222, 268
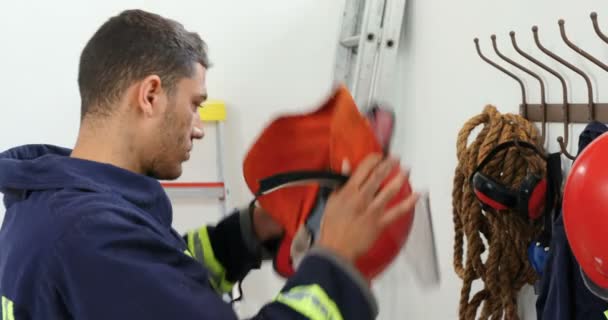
2, 296, 14, 320
604, 310, 608, 319
183, 249, 193, 258
186, 227, 234, 294
7, 299, 13, 320
275, 284, 343, 320
187, 231, 197, 259
198, 227, 234, 293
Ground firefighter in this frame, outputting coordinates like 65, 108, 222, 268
0, 9, 418, 320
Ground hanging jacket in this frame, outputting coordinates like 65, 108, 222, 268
0, 144, 377, 320
536, 121, 608, 320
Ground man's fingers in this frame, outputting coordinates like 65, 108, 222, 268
359, 157, 398, 202
346, 153, 383, 189
378, 192, 419, 229
341, 159, 351, 175
365, 168, 406, 215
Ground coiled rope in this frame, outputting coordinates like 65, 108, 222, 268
452, 105, 546, 320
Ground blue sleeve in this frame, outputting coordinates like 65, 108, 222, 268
49, 210, 239, 320
49, 210, 377, 320
253, 247, 379, 320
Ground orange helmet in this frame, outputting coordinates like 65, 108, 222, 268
242, 84, 415, 280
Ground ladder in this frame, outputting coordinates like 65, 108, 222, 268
334, 0, 442, 295
333, 0, 408, 110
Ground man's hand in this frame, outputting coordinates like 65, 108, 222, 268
252, 206, 284, 242
316, 153, 419, 263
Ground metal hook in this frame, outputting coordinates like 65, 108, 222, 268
492, 34, 546, 144
533, 25, 585, 160
591, 12, 608, 45
510, 31, 566, 154
475, 38, 527, 108
559, 19, 608, 71
536, 24, 595, 121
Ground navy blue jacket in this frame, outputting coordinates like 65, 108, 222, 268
0, 144, 377, 319
535, 121, 608, 319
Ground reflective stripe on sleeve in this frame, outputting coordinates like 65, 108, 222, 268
275, 284, 343, 320
2, 296, 14, 320
187, 227, 235, 294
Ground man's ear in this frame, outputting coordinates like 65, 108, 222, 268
137, 75, 163, 117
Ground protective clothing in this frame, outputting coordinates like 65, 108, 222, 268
0, 144, 378, 319
563, 126, 608, 300
536, 121, 608, 320
242, 84, 415, 281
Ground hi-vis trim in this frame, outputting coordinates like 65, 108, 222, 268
275, 284, 343, 320
2, 296, 15, 320
187, 227, 234, 294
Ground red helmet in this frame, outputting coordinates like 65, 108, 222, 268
563, 132, 608, 299
242, 84, 415, 280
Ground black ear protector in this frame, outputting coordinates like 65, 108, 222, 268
470, 140, 548, 220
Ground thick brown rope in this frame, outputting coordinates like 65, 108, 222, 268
452, 105, 546, 320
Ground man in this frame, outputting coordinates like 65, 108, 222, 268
0, 9, 417, 319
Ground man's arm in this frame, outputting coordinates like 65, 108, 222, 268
50, 209, 376, 320
252, 247, 378, 320
182, 206, 281, 295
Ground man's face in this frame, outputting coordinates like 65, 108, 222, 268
146, 63, 207, 180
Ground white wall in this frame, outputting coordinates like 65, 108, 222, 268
3, 0, 608, 319
395, 0, 608, 319
0, 0, 347, 318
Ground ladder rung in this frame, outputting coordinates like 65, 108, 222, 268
340, 35, 360, 48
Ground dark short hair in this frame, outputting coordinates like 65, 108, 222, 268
78, 9, 210, 119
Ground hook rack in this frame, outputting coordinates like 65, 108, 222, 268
492, 34, 547, 142
475, 11, 608, 159
591, 12, 608, 44
559, 19, 608, 72
474, 38, 527, 107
